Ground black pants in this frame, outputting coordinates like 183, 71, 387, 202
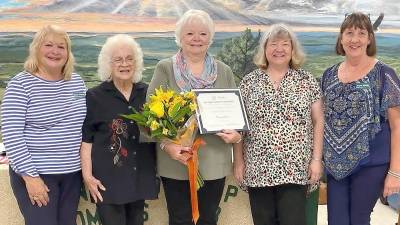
161, 176, 226, 225
97, 200, 145, 225
248, 184, 307, 225
9, 168, 82, 225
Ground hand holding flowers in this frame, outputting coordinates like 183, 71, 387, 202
122, 87, 204, 223
162, 142, 192, 165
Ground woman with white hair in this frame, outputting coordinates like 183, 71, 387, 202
80, 34, 159, 225
233, 24, 324, 225
147, 9, 241, 225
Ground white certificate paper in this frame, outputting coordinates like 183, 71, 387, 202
192, 89, 250, 134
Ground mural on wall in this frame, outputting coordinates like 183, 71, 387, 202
0, 0, 399, 94
1, 0, 400, 31
1, 1, 400, 224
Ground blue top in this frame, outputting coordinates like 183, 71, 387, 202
1, 71, 87, 177
321, 61, 400, 180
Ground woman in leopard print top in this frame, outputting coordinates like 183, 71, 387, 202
233, 24, 324, 225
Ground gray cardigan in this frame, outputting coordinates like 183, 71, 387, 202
147, 58, 236, 180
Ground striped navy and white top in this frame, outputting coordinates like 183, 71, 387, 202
1, 71, 87, 177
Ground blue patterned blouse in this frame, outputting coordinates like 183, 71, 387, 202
321, 61, 400, 180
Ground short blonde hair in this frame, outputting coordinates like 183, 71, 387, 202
254, 23, 305, 70
97, 34, 143, 83
24, 25, 75, 80
175, 9, 215, 47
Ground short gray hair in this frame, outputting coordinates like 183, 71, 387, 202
254, 23, 305, 70
97, 34, 143, 83
175, 9, 215, 47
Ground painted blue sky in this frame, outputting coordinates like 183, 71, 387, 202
0, 0, 28, 10
1, 0, 398, 15
0, 0, 399, 30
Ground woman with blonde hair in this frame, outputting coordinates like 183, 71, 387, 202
234, 23, 324, 225
1, 24, 86, 225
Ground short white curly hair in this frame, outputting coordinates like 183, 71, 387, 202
175, 9, 215, 47
98, 34, 143, 83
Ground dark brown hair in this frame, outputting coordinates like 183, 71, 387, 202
335, 12, 376, 56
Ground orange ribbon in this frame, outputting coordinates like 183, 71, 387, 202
187, 137, 205, 224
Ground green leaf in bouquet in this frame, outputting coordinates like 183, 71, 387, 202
161, 119, 168, 128
196, 171, 204, 190
172, 107, 191, 123
168, 102, 182, 118
150, 128, 163, 138
143, 110, 151, 118
165, 120, 177, 136
121, 113, 147, 124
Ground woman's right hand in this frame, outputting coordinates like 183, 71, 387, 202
22, 176, 50, 207
163, 142, 192, 165
83, 175, 106, 203
233, 159, 245, 184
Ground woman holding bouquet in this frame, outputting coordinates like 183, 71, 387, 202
233, 24, 324, 225
147, 9, 241, 225
80, 34, 159, 225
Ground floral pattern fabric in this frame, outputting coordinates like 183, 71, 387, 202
239, 68, 321, 187
321, 61, 400, 180
110, 119, 129, 166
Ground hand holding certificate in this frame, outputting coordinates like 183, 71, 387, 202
193, 89, 250, 134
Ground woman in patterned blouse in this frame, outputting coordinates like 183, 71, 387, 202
320, 12, 400, 225
233, 23, 324, 225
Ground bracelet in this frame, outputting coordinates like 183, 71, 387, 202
388, 170, 400, 179
160, 142, 167, 151
235, 137, 242, 144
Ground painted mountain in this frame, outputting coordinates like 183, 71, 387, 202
0, 0, 399, 32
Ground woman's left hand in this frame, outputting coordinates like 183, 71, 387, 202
215, 129, 241, 144
308, 159, 323, 184
383, 174, 400, 197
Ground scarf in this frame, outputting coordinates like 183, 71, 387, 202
172, 50, 218, 92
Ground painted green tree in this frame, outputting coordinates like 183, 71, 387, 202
217, 28, 261, 80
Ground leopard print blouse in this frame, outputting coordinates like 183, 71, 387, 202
239, 68, 321, 187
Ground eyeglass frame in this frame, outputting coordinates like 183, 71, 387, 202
344, 13, 371, 24
111, 56, 135, 65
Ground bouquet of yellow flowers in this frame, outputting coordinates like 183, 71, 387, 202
123, 87, 197, 140
122, 87, 204, 223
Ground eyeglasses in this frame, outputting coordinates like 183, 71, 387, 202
111, 57, 134, 65
344, 13, 371, 23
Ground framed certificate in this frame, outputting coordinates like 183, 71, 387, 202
192, 88, 250, 134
